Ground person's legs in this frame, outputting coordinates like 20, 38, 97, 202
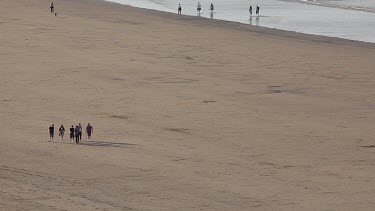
79, 132, 82, 141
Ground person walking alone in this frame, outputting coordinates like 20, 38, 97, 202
249, 5, 253, 16
197, 2, 202, 14
59, 125, 65, 143
178, 4, 182, 14
49, 124, 55, 142
210, 3, 214, 12
86, 123, 93, 142
256, 6, 260, 16
50, 1, 55, 13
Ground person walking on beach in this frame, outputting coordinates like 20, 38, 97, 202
256, 6, 260, 16
78, 123, 83, 141
210, 3, 214, 12
50, 1, 55, 13
74, 125, 80, 144
59, 125, 65, 143
249, 6, 253, 16
178, 4, 182, 14
49, 124, 54, 142
69, 125, 75, 142
197, 2, 202, 14
86, 123, 93, 142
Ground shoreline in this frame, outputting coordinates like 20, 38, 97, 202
103, 0, 375, 45
1, 0, 375, 210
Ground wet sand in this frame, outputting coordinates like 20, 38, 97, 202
1, 0, 375, 210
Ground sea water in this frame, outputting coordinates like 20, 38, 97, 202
105, 0, 375, 43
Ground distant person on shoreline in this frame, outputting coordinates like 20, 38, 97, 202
70, 125, 75, 142
256, 6, 260, 16
210, 3, 214, 12
75, 125, 80, 144
197, 2, 202, 14
178, 4, 182, 14
50, 1, 54, 13
49, 124, 54, 142
59, 125, 65, 143
249, 6, 253, 16
86, 123, 93, 142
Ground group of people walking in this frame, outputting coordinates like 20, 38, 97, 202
49, 123, 93, 144
178, 2, 260, 16
178, 2, 215, 15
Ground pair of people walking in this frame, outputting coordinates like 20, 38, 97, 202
50, 1, 57, 16
249, 5, 260, 16
195, 2, 214, 14
49, 124, 67, 143
49, 123, 93, 144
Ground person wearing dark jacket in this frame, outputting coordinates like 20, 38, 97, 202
75, 126, 80, 144
50, 1, 55, 13
70, 125, 75, 142
49, 124, 54, 142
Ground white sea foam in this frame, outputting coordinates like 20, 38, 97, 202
104, 0, 375, 43
293, 0, 375, 13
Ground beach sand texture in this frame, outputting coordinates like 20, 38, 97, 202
1, 0, 375, 210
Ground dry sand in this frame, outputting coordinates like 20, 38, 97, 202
1, 0, 375, 210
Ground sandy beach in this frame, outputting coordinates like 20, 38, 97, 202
1, 0, 375, 210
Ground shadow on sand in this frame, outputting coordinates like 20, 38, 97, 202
80, 141, 137, 148
359, 145, 375, 148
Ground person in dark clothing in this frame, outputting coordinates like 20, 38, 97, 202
75, 126, 80, 144
78, 123, 83, 141
70, 125, 74, 142
49, 124, 54, 142
249, 6, 253, 16
256, 6, 260, 16
50, 1, 54, 13
86, 123, 93, 142
59, 125, 65, 143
